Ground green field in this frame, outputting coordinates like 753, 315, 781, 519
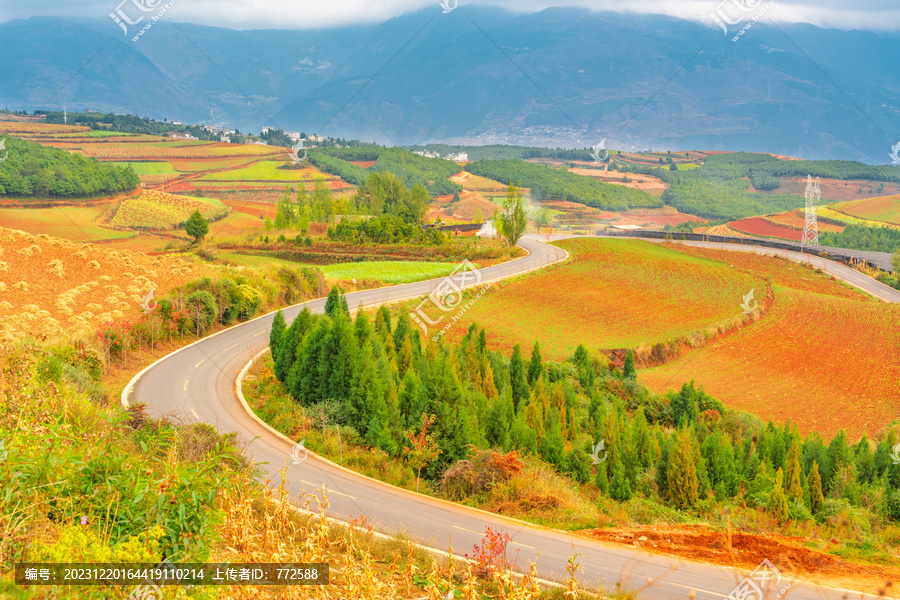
217, 254, 459, 284
318, 261, 461, 284
201, 161, 317, 182
124, 161, 177, 175
87, 130, 132, 137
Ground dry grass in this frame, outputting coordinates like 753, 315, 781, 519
214, 477, 561, 599
0, 226, 214, 344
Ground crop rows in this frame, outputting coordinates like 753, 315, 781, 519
109, 190, 230, 230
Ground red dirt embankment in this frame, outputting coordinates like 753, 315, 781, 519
582, 525, 898, 595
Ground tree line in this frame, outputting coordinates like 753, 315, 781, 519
818, 224, 900, 254
617, 152, 900, 220
309, 146, 463, 197
466, 160, 662, 212
0, 136, 140, 198
269, 293, 900, 525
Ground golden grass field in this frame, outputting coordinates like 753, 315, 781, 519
0, 227, 210, 343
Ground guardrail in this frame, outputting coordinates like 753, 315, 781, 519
600, 229, 895, 273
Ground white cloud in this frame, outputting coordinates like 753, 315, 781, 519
3, 0, 900, 30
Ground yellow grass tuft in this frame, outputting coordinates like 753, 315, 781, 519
18, 244, 42, 257
47, 259, 64, 278
86, 260, 100, 269
0, 262, 7, 272
12, 281, 29, 292
99, 275, 112, 281
0, 301, 12, 309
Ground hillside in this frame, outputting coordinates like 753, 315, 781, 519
4, 11, 900, 160
415, 237, 900, 438
0, 136, 140, 198
467, 160, 662, 211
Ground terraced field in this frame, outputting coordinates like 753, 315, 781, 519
410, 236, 898, 438
0, 204, 133, 242
109, 190, 230, 229
830, 195, 900, 226
640, 245, 900, 438
417, 237, 759, 359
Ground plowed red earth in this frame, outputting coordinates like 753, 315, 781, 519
640, 246, 900, 438
729, 216, 803, 241
582, 525, 898, 595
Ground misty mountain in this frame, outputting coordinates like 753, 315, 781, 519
1, 8, 899, 162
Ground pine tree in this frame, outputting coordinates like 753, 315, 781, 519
595, 463, 609, 494
807, 460, 824, 515
666, 428, 699, 508
269, 310, 286, 363
527, 341, 543, 385
485, 392, 514, 449
538, 410, 565, 469
609, 461, 633, 501
393, 312, 412, 353
623, 350, 636, 379
784, 439, 804, 500
275, 308, 313, 383
374, 305, 392, 339
324, 286, 342, 317
670, 381, 698, 427
824, 430, 850, 492
508, 344, 530, 412
767, 468, 790, 523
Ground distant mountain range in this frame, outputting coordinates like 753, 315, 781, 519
2, 8, 899, 162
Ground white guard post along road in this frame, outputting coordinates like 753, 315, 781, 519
124, 234, 893, 599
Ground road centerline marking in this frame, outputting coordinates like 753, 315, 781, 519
669, 582, 730, 598
452, 525, 483, 535
183, 380, 189, 391
299, 479, 356, 500
194, 358, 205, 368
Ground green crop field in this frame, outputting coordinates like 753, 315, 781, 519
123, 161, 177, 175
318, 261, 462, 284
201, 161, 320, 181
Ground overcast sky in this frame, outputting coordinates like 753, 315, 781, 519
2, 0, 900, 31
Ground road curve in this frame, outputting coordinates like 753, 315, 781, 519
123, 234, 888, 600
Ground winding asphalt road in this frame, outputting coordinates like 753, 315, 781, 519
123, 234, 895, 599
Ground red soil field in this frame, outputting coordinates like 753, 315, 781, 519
729, 216, 804, 241
348, 160, 377, 168
639, 246, 900, 439
765, 209, 844, 233
637, 213, 703, 227
416, 237, 758, 360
